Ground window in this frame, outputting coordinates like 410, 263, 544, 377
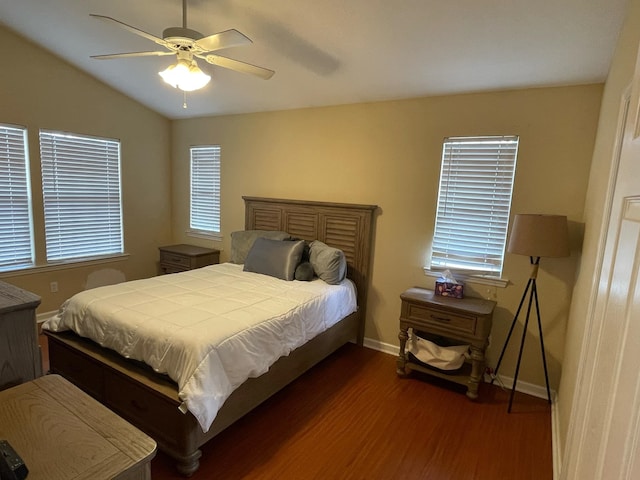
190, 145, 221, 235
0, 124, 34, 271
429, 135, 518, 275
40, 130, 123, 262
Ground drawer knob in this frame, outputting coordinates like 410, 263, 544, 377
430, 314, 451, 322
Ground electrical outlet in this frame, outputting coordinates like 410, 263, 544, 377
50, 281, 58, 293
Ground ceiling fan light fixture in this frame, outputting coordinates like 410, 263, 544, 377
90, 1, 273, 96
159, 58, 211, 92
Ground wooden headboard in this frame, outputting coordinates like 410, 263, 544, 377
243, 196, 377, 344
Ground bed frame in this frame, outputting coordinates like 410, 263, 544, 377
44, 197, 377, 476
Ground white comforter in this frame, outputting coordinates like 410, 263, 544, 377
42, 263, 357, 432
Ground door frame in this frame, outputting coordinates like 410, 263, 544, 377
561, 69, 640, 477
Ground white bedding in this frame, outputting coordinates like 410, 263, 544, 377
42, 263, 357, 432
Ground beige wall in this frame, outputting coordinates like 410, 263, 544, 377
172, 84, 602, 390
0, 17, 607, 401
0, 25, 172, 312
557, 0, 640, 457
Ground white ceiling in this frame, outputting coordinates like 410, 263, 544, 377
0, 0, 629, 120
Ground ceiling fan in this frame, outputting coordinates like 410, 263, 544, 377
90, 0, 274, 92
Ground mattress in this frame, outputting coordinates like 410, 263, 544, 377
42, 263, 357, 432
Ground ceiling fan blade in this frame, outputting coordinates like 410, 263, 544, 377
91, 51, 175, 60
90, 14, 169, 48
200, 54, 275, 80
195, 29, 252, 53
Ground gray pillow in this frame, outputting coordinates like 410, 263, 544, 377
230, 230, 290, 264
243, 238, 305, 281
309, 240, 347, 285
294, 261, 314, 281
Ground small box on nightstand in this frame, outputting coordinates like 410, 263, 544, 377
435, 281, 464, 298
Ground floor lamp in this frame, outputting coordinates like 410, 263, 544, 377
491, 214, 570, 412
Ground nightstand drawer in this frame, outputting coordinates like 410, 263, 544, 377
160, 251, 192, 268
406, 304, 477, 336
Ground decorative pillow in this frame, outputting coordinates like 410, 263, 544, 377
309, 240, 347, 285
294, 261, 314, 281
243, 238, 305, 281
230, 230, 290, 264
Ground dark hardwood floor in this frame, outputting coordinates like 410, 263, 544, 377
39, 334, 552, 480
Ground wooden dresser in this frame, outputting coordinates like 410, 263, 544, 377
0, 374, 157, 479
397, 287, 496, 399
159, 244, 220, 274
0, 281, 41, 391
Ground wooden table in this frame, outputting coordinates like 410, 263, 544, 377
0, 374, 157, 480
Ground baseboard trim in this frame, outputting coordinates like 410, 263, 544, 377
485, 373, 557, 401
363, 337, 398, 356
37, 310, 57, 324
552, 395, 562, 480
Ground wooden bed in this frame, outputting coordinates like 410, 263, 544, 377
44, 196, 377, 476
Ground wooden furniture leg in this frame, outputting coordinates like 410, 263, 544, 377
397, 326, 409, 376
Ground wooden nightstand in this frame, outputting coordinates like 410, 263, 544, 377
159, 244, 220, 274
397, 287, 496, 399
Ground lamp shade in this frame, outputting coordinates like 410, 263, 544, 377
507, 214, 570, 258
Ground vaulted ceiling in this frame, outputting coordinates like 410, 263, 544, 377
0, 0, 629, 119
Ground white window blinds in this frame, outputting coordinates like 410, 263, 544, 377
40, 130, 123, 262
430, 135, 518, 275
190, 145, 221, 233
0, 125, 34, 271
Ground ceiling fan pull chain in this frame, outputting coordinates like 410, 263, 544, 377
183, 90, 188, 109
